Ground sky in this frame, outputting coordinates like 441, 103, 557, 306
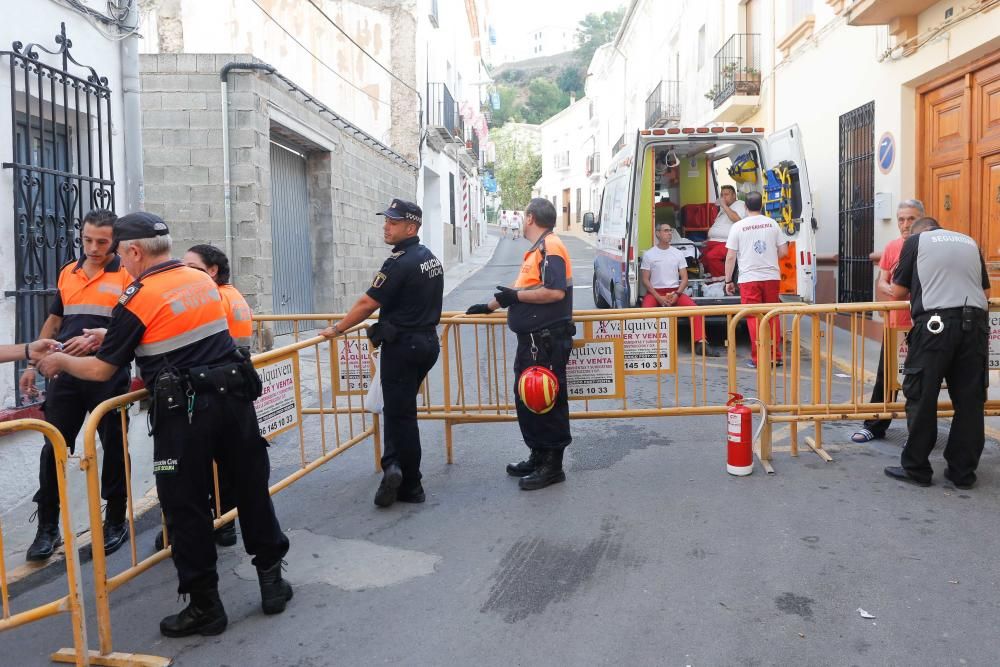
490, 0, 626, 53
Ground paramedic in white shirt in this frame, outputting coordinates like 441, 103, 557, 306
641, 222, 721, 356
723, 191, 788, 368
702, 185, 747, 278
511, 211, 522, 239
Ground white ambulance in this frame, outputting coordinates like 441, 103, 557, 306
583, 125, 816, 308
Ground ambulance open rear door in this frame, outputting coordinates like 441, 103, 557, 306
765, 124, 816, 302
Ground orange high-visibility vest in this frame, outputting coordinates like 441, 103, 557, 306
218, 283, 253, 348
56, 256, 132, 318
121, 262, 229, 359
514, 232, 574, 290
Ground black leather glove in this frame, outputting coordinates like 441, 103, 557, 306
493, 286, 519, 308
465, 303, 493, 315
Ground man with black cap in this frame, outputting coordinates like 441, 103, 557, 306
20, 209, 133, 562
37, 212, 292, 638
321, 198, 443, 507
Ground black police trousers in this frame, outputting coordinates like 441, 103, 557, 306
35, 368, 131, 524
380, 331, 440, 489
154, 391, 288, 594
900, 311, 988, 485
513, 328, 573, 451
862, 341, 897, 437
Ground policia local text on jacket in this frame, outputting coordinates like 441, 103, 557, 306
37, 213, 291, 638
21, 210, 133, 562
885, 217, 991, 489
467, 198, 574, 491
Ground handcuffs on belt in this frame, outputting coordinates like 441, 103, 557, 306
926, 314, 944, 334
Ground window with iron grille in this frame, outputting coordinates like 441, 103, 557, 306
837, 101, 875, 303
3, 24, 115, 405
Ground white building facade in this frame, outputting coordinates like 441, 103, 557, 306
537, 98, 596, 232
0, 0, 142, 409
579, 0, 1000, 305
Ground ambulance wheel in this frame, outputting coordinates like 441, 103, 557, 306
593, 275, 609, 309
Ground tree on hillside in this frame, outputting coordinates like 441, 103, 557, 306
557, 65, 585, 98
575, 7, 626, 69
492, 126, 543, 212
521, 78, 570, 124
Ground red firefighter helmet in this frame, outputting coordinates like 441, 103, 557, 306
517, 365, 559, 414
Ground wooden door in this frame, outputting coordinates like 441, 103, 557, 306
973, 59, 1000, 267
920, 77, 970, 233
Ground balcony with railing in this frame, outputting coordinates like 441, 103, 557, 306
645, 80, 682, 128
708, 33, 761, 122
846, 0, 937, 39
427, 83, 463, 144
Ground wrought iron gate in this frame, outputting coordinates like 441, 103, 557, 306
269, 140, 315, 336
837, 101, 875, 304
2, 23, 115, 405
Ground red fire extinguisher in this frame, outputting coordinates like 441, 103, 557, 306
726, 393, 767, 476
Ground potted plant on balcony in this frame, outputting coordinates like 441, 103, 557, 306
704, 86, 720, 101
734, 66, 761, 95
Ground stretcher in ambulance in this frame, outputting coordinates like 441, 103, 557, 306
583, 125, 816, 309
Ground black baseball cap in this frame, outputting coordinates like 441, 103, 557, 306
114, 212, 170, 241
376, 198, 422, 224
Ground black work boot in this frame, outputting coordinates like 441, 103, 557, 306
214, 520, 238, 547
256, 560, 293, 615
154, 528, 169, 551
374, 463, 403, 508
103, 520, 129, 556
506, 449, 544, 477
518, 449, 566, 491
396, 484, 426, 504
159, 589, 228, 637
26, 522, 62, 562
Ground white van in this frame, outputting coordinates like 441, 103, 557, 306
583, 125, 816, 308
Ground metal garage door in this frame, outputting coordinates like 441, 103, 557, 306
270, 141, 315, 335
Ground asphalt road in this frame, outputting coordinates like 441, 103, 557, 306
5, 233, 1000, 666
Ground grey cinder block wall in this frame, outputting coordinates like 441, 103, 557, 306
139, 53, 417, 316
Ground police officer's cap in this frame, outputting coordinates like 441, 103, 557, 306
376, 199, 422, 225
114, 212, 170, 241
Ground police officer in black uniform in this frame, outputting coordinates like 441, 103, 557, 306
884, 216, 991, 489
322, 199, 443, 507
38, 213, 291, 637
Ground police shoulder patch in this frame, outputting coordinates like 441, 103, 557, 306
118, 283, 142, 306
389, 250, 406, 260
372, 272, 387, 289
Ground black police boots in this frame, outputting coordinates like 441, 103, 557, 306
214, 520, 238, 547
506, 449, 544, 477
518, 449, 566, 491
374, 463, 403, 507
26, 521, 62, 561
103, 499, 129, 556
257, 560, 293, 615
160, 588, 228, 638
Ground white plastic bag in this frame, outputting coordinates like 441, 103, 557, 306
364, 351, 383, 414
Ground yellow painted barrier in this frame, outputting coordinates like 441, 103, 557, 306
0, 419, 88, 666
75, 327, 381, 665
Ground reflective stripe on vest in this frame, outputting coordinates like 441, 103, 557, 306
62, 304, 116, 317
135, 317, 230, 357
513, 232, 574, 290
125, 263, 230, 358
219, 284, 254, 341
57, 259, 129, 316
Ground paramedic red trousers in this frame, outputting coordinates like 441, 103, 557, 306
739, 279, 783, 365
641, 288, 706, 343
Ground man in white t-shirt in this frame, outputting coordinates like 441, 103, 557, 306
500, 210, 510, 237
701, 185, 747, 278
723, 191, 788, 368
641, 222, 720, 356
511, 211, 522, 239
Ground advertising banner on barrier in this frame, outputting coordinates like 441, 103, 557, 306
586, 318, 677, 374
254, 351, 302, 440
990, 311, 1000, 370
331, 337, 372, 395
566, 338, 625, 400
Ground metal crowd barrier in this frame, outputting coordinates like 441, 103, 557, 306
75, 321, 381, 665
0, 419, 88, 666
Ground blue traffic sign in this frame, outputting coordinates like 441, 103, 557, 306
878, 132, 895, 174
